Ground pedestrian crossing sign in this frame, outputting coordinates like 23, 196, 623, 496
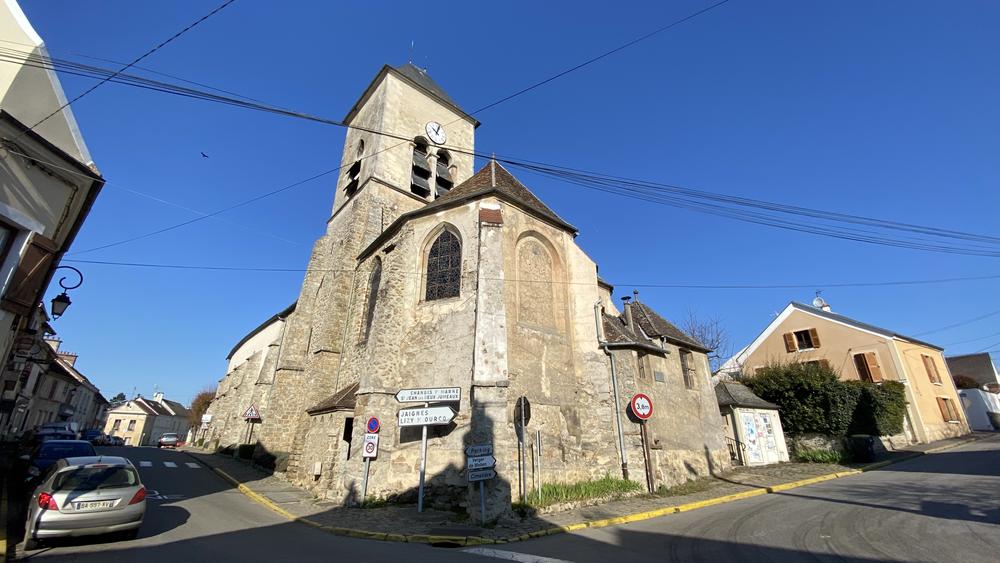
243, 404, 261, 420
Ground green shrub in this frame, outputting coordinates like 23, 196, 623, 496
847, 380, 907, 436
744, 362, 860, 436
795, 448, 849, 464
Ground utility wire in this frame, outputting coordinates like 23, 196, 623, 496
912, 309, 1000, 337
13, 0, 238, 140
61, 258, 1000, 289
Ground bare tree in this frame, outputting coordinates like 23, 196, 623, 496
682, 310, 731, 373
188, 386, 217, 428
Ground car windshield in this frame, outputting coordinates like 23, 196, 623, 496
53, 466, 138, 491
162, 434, 177, 439
37, 443, 95, 459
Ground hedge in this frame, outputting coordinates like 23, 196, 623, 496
744, 362, 906, 437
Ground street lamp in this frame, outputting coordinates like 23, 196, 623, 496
50, 266, 83, 319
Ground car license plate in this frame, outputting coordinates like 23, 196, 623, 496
75, 500, 115, 510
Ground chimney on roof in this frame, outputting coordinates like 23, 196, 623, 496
621, 296, 636, 334
153, 391, 165, 404
58, 352, 78, 367
45, 337, 61, 351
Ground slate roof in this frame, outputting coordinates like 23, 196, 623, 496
790, 302, 943, 351
602, 313, 643, 345
307, 382, 360, 415
394, 63, 462, 112
715, 381, 779, 410
631, 301, 710, 352
343, 64, 479, 127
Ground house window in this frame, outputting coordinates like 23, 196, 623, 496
425, 230, 461, 301
127, 420, 136, 431
922, 354, 942, 384
410, 138, 432, 198
853, 353, 883, 382
48, 380, 59, 399
680, 349, 695, 389
112, 419, 121, 431
435, 150, 453, 196
784, 329, 821, 352
344, 139, 364, 197
803, 359, 832, 371
342, 417, 354, 460
0, 220, 15, 267
361, 257, 381, 342
636, 353, 648, 380
936, 397, 960, 422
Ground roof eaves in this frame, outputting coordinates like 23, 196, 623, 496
227, 302, 297, 360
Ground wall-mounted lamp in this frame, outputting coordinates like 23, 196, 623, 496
50, 266, 83, 319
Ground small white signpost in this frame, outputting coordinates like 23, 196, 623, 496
242, 404, 261, 444
362, 433, 379, 458
466, 443, 496, 524
396, 388, 462, 512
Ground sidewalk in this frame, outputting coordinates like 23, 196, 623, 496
183, 431, 994, 544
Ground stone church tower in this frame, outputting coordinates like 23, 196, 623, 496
205, 64, 730, 522
256, 64, 479, 473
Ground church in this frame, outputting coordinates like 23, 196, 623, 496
204, 63, 728, 520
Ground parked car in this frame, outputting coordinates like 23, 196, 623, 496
107, 436, 125, 447
21, 440, 97, 486
23, 456, 146, 550
156, 433, 179, 449
81, 430, 107, 445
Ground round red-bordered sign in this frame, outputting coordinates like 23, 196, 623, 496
630, 393, 653, 420
366, 417, 381, 433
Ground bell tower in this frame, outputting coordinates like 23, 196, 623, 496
330, 63, 479, 221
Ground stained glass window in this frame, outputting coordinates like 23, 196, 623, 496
425, 230, 461, 300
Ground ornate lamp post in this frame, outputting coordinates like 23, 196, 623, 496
50, 266, 83, 319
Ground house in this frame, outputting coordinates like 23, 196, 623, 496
0, 0, 104, 429
946, 352, 1000, 389
721, 299, 970, 444
104, 393, 190, 446
715, 381, 789, 466
204, 63, 728, 519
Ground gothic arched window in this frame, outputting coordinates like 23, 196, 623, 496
410, 138, 431, 198
425, 230, 461, 301
345, 139, 364, 197
362, 257, 381, 341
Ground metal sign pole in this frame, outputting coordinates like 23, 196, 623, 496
535, 430, 542, 501
479, 480, 486, 525
519, 402, 526, 502
418, 402, 428, 513
362, 457, 371, 503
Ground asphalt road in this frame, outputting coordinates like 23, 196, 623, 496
481, 434, 1000, 563
12, 446, 486, 562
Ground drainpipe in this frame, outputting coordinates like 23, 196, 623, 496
595, 300, 629, 481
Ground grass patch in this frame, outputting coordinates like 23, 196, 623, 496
795, 448, 849, 464
520, 476, 643, 508
359, 496, 390, 509
655, 477, 715, 498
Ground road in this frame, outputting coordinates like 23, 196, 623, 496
11, 446, 483, 562
11, 437, 1000, 562
481, 434, 1000, 562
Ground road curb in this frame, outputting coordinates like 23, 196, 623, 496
185, 434, 988, 546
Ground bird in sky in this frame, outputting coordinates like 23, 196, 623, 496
200, 152, 209, 158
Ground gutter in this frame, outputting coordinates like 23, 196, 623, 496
595, 300, 629, 481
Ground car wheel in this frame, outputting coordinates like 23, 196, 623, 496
24, 535, 39, 551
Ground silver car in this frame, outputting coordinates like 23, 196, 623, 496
23, 456, 146, 550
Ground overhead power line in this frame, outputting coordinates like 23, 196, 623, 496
62, 258, 1000, 289
912, 308, 1000, 337
14, 0, 238, 139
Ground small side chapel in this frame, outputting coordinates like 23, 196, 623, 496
205, 64, 728, 519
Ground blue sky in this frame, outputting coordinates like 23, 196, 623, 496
17, 0, 1000, 404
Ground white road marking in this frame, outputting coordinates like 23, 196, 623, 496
461, 548, 573, 563
186, 462, 200, 469
139, 461, 152, 467
163, 461, 177, 468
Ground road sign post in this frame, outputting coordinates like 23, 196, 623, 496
361, 433, 379, 502
396, 393, 459, 513
465, 443, 495, 525
629, 393, 654, 493
242, 404, 261, 445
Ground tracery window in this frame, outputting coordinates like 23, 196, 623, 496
425, 230, 461, 301
362, 257, 381, 341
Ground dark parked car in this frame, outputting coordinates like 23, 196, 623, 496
22, 440, 97, 485
107, 436, 125, 446
157, 433, 180, 449
81, 430, 107, 445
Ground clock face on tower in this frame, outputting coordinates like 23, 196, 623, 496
425, 121, 447, 145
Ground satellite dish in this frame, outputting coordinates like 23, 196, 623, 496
813, 291, 829, 309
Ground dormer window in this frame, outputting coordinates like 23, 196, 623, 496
435, 150, 453, 196
410, 138, 432, 198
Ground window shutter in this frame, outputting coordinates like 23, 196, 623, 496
1, 233, 58, 317
936, 397, 950, 422
808, 328, 821, 349
783, 332, 797, 353
864, 352, 883, 382
922, 355, 940, 384
853, 354, 871, 381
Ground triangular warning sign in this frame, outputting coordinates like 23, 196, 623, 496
243, 404, 261, 420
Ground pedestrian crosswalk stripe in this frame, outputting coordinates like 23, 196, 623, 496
461, 548, 573, 563
186, 462, 200, 469
139, 461, 152, 467
163, 462, 177, 468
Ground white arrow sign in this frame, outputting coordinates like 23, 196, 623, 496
468, 469, 497, 482
466, 455, 497, 471
398, 406, 457, 427
465, 444, 493, 457
395, 387, 461, 403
